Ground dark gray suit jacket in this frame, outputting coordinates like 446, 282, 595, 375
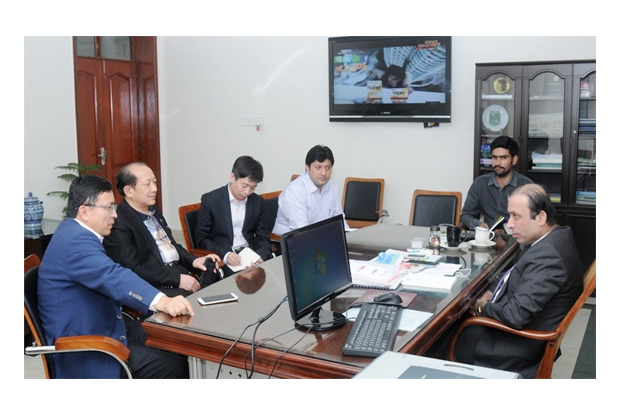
476, 225, 583, 378
103, 199, 198, 294
195, 185, 271, 261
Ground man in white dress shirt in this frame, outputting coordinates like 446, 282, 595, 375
272, 145, 349, 235
196, 156, 271, 277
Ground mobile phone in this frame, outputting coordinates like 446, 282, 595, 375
197, 293, 238, 306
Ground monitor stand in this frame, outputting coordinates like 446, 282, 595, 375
295, 307, 346, 332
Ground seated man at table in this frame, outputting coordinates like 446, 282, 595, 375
103, 162, 221, 296
195, 156, 271, 275
38, 174, 195, 378
460, 136, 532, 231
427, 184, 583, 378
272, 144, 349, 235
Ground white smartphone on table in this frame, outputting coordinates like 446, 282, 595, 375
197, 293, 238, 306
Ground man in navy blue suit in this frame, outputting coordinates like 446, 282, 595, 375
38, 175, 197, 379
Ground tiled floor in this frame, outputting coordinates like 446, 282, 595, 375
23, 297, 596, 379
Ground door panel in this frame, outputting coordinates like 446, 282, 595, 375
74, 59, 100, 169
74, 57, 138, 203
103, 60, 139, 190
73, 36, 161, 208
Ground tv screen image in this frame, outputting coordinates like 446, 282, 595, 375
329, 36, 452, 122
281, 215, 352, 331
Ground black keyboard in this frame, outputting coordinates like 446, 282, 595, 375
342, 302, 402, 358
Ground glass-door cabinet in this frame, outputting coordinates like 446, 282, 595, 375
521, 64, 573, 205
475, 66, 522, 175
571, 63, 596, 207
474, 60, 596, 270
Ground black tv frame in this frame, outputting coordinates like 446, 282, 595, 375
329, 36, 452, 123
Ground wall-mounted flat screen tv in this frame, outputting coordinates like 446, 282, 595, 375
329, 36, 451, 123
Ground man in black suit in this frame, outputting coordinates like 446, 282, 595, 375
195, 156, 271, 276
103, 162, 221, 297
428, 184, 583, 378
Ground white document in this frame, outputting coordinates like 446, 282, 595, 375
401, 263, 461, 291
402, 274, 457, 291
227, 247, 261, 272
349, 260, 405, 289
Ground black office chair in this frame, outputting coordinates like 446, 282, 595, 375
24, 254, 133, 379
409, 189, 462, 227
342, 177, 386, 228
178, 203, 225, 273
259, 191, 282, 256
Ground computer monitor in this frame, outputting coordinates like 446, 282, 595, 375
281, 215, 352, 331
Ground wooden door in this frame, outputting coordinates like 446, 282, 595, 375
73, 36, 161, 207
75, 57, 139, 203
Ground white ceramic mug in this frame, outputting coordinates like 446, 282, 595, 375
475, 227, 495, 244
473, 252, 492, 266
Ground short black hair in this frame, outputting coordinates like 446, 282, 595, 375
512, 184, 557, 226
67, 175, 113, 218
116, 162, 147, 196
490, 136, 519, 158
305, 145, 334, 167
232, 156, 263, 183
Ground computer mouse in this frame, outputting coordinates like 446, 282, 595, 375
373, 292, 403, 304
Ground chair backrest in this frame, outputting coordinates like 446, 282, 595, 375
259, 191, 281, 233
24, 254, 55, 378
178, 203, 202, 250
342, 177, 385, 228
535, 259, 597, 379
409, 189, 462, 227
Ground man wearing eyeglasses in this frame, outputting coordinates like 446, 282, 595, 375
103, 162, 221, 296
38, 174, 195, 378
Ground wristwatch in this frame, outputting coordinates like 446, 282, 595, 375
477, 306, 482, 316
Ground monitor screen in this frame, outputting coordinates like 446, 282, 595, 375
281, 215, 352, 331
329, 36, 452, 123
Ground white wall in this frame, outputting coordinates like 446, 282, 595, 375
156, 36, 596, 227
24, 36, 596, 228
24, 36, 78, 220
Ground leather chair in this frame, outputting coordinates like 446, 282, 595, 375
409, 189, 462, 227
446, 259, 597, 379
342, 177, 386, 229
259, 190, 282, 255
177, 203, 225, 271
24, 254, 133, 379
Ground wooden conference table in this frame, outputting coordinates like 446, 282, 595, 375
142, 224, 519, 379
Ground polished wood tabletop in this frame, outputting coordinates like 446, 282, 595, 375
142, 224, 518, 379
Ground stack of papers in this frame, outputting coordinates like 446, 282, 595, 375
350, 249, 411, 290
350, 260, 408, 290
531, 152, 562, 170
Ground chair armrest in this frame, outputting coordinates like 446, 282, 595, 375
54, 335, 131, 360
189, 248, 225, 269
121, 305, 141, 320
446, 316, 559, 361
25, 335, 133, 378
375, 209, 389, 219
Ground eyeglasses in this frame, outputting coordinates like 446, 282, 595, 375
84, 203, 117, 213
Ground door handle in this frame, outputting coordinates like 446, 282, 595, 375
98, 147, 106, 166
